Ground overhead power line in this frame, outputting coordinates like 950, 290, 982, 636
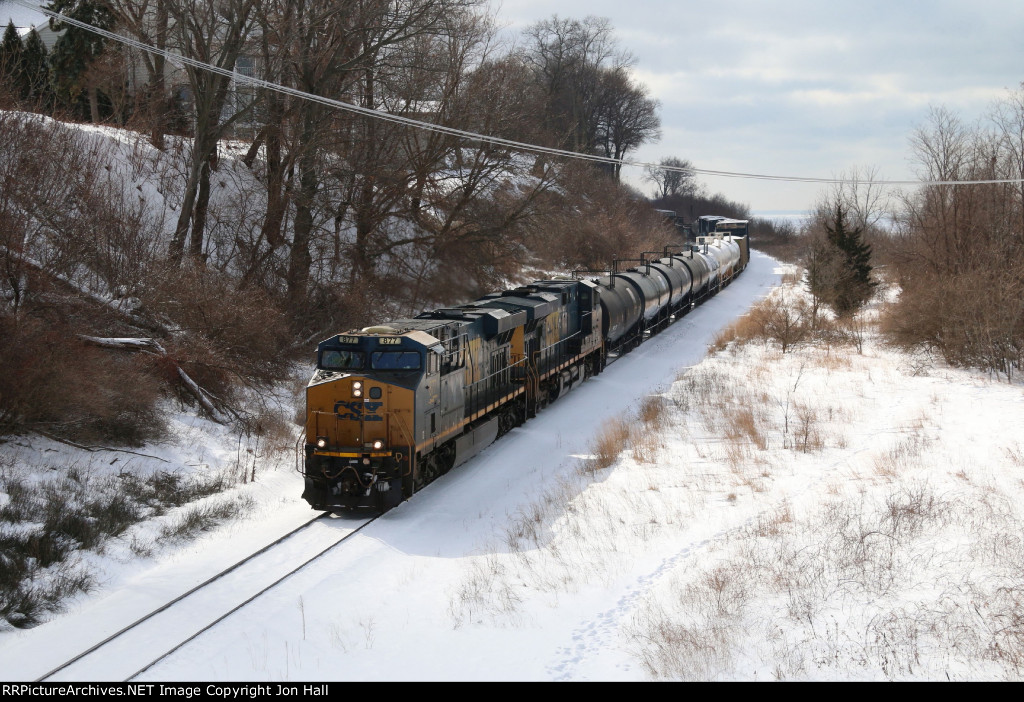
10, 0, 1024, 187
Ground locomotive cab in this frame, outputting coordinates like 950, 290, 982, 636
303, 328, 439, 512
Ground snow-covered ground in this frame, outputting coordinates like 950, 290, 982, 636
2, 250, 1022, 681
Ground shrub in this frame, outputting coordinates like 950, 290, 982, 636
881, 261, 1024, 381
141, 264, 294, 398
0, 463, 242, 628
712, 293, 810, 354
0, 314, 164, 444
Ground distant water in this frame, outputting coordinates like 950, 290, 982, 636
752, 210, 897, 231
751, 210, 812, 226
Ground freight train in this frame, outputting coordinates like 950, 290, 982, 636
301, 219, 750, 512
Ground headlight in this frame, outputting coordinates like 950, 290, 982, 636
315, 436, 327, 449
372, 439, 385, 450
352, 380, 363, 398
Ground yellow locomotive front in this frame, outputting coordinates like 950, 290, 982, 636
303, 327, 428, 512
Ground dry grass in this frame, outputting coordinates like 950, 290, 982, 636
639, 395, 667, 429
712, 282, 876, 360
723, 405, 769, 451
711, 310, 774, 354
810, 347, 854, 371
873, 435, 930, 478
632, 426, 665, 464
754, 501, 795, 537
588, 417, 632, 473
157, 495, 255, 542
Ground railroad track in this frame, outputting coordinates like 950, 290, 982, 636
38, 511, 378, 682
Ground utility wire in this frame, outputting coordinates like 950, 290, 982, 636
10, 0, 1024, 187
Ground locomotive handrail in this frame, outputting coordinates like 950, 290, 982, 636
510, 351, 541, 414
536, 330, 582, 377
306, 410, 341, 448
465, 353, 527, 417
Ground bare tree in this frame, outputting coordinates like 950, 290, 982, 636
593, 68, 659, 179
990, 82, 1024, 245
270, 0, 484, 308
829, 164, 892, 231
106, 0, 171, 148
645, 156, 700, 200
884, 97, 1024, 379
521, 15, 631, 153
166, 0, 259, 265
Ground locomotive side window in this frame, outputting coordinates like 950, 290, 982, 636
371, 351, 422, 370
320, 349, 365, 370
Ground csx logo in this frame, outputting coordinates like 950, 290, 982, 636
334, 400, 384, 421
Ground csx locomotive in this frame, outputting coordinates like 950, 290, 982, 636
302, 219, 750, 512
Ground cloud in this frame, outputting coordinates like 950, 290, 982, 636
520, 0, 1024, 209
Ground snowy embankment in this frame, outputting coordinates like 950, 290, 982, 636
3, 250, 1023, 681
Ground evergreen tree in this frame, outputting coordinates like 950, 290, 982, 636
0, 21, 25, 100
22, 29, 50, 106
46, 0, 114, 120
808, 202, 876, 316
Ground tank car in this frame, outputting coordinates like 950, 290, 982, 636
697, 235, 743, 287
593, 274, 644, 353
646, 257, 693, 321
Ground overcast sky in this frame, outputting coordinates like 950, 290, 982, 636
5, 0, 1022, 213
495, 0, 1024, 212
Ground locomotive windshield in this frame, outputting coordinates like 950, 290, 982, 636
370, 351, 422, 370
320, 349, 365, 370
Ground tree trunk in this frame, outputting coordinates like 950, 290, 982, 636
169, 162, 201, 263
189, 155, 213, 261
260, 97, 286, 249
88, 85, 100, 123
286, 110, 318, 308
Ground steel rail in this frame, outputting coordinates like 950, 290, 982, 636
35, 511, 334, 682
124, 515, 379, 681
